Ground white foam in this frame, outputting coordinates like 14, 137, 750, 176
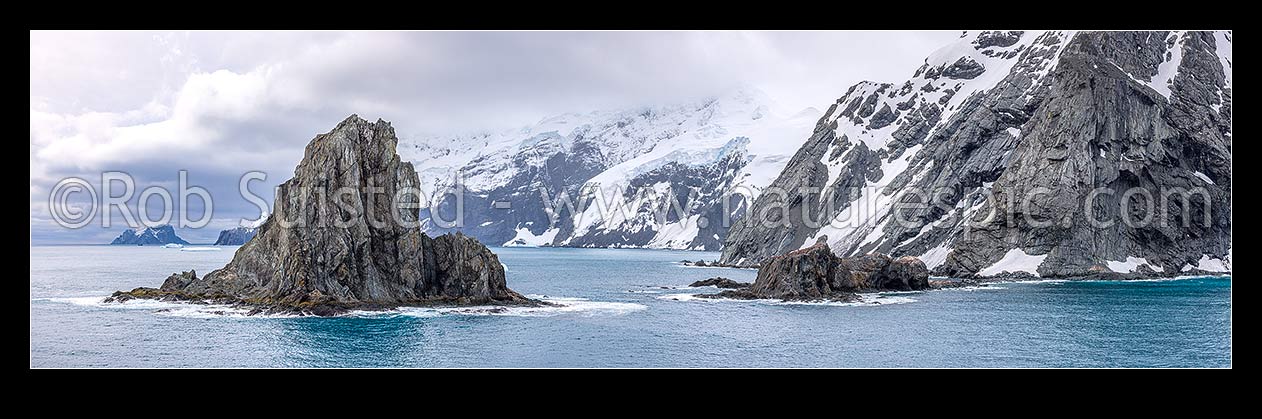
656, 293, 712, 302
41, 294, 645, 319
988, 278, 1068, 285
37, 296, 110, 306
775, 293, 917, 307
1171, 274, 1231, 280
43, 294, 646, 319
950, 285, 1008, 291
353, 295, 647, 318
1118, 277, 1194, 283
36, 295, 295, 318
658, 292, 916, 307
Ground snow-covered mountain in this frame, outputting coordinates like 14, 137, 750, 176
722, 31, 1232, 278
399, 88, 820, 250
109, 224, 190, 245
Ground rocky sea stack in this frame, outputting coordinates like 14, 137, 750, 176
703, 237, 929, 301
109, 115, 535, 315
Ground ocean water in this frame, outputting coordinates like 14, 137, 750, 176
29, 245, 1231, 367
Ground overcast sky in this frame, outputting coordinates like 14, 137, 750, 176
29, 30, 959, 244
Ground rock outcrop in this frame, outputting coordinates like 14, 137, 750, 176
720, 31, 1232, 279
109, 115, 534, 315
703, 240, 929, 301
688, 277, 751, 289
109, 225, 189, 245
212, 227, 257, 245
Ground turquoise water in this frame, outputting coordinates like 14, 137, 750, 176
29, 246, 1231, 367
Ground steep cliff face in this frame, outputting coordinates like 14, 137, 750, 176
112, 116, 530, 314
721, 31, 1231, 278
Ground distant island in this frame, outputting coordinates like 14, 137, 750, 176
109, 225, 189, 246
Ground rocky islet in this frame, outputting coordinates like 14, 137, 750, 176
109, 116, 538, 315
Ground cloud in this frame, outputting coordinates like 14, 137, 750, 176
29, 30, 957, 244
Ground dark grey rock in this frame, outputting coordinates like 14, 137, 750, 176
703, 243, 928, 301
161, 270, 198, 291
974, 31, 1024, 49
939, 31, 1232, 278
942, 57, 986, 79
878, 256, 930, 291
111, 115, 535, 315
689, 277, 751, 289
857, 91, 882, 118
867, 103, 898, 129
720, 31, 1231, 279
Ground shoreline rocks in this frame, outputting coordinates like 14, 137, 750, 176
698, 240, 930, 302
680, 260, 759, 269
108, 115, 539, 316
688, 277, 751, 289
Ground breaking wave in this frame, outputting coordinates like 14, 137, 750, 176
34, 296, 295, 318
36, 294, 646, 319
352, 295, 646, 318
656, 292, 916, 307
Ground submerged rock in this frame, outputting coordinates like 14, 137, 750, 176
702, 241, 929, 301
110, 115, 536, 315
